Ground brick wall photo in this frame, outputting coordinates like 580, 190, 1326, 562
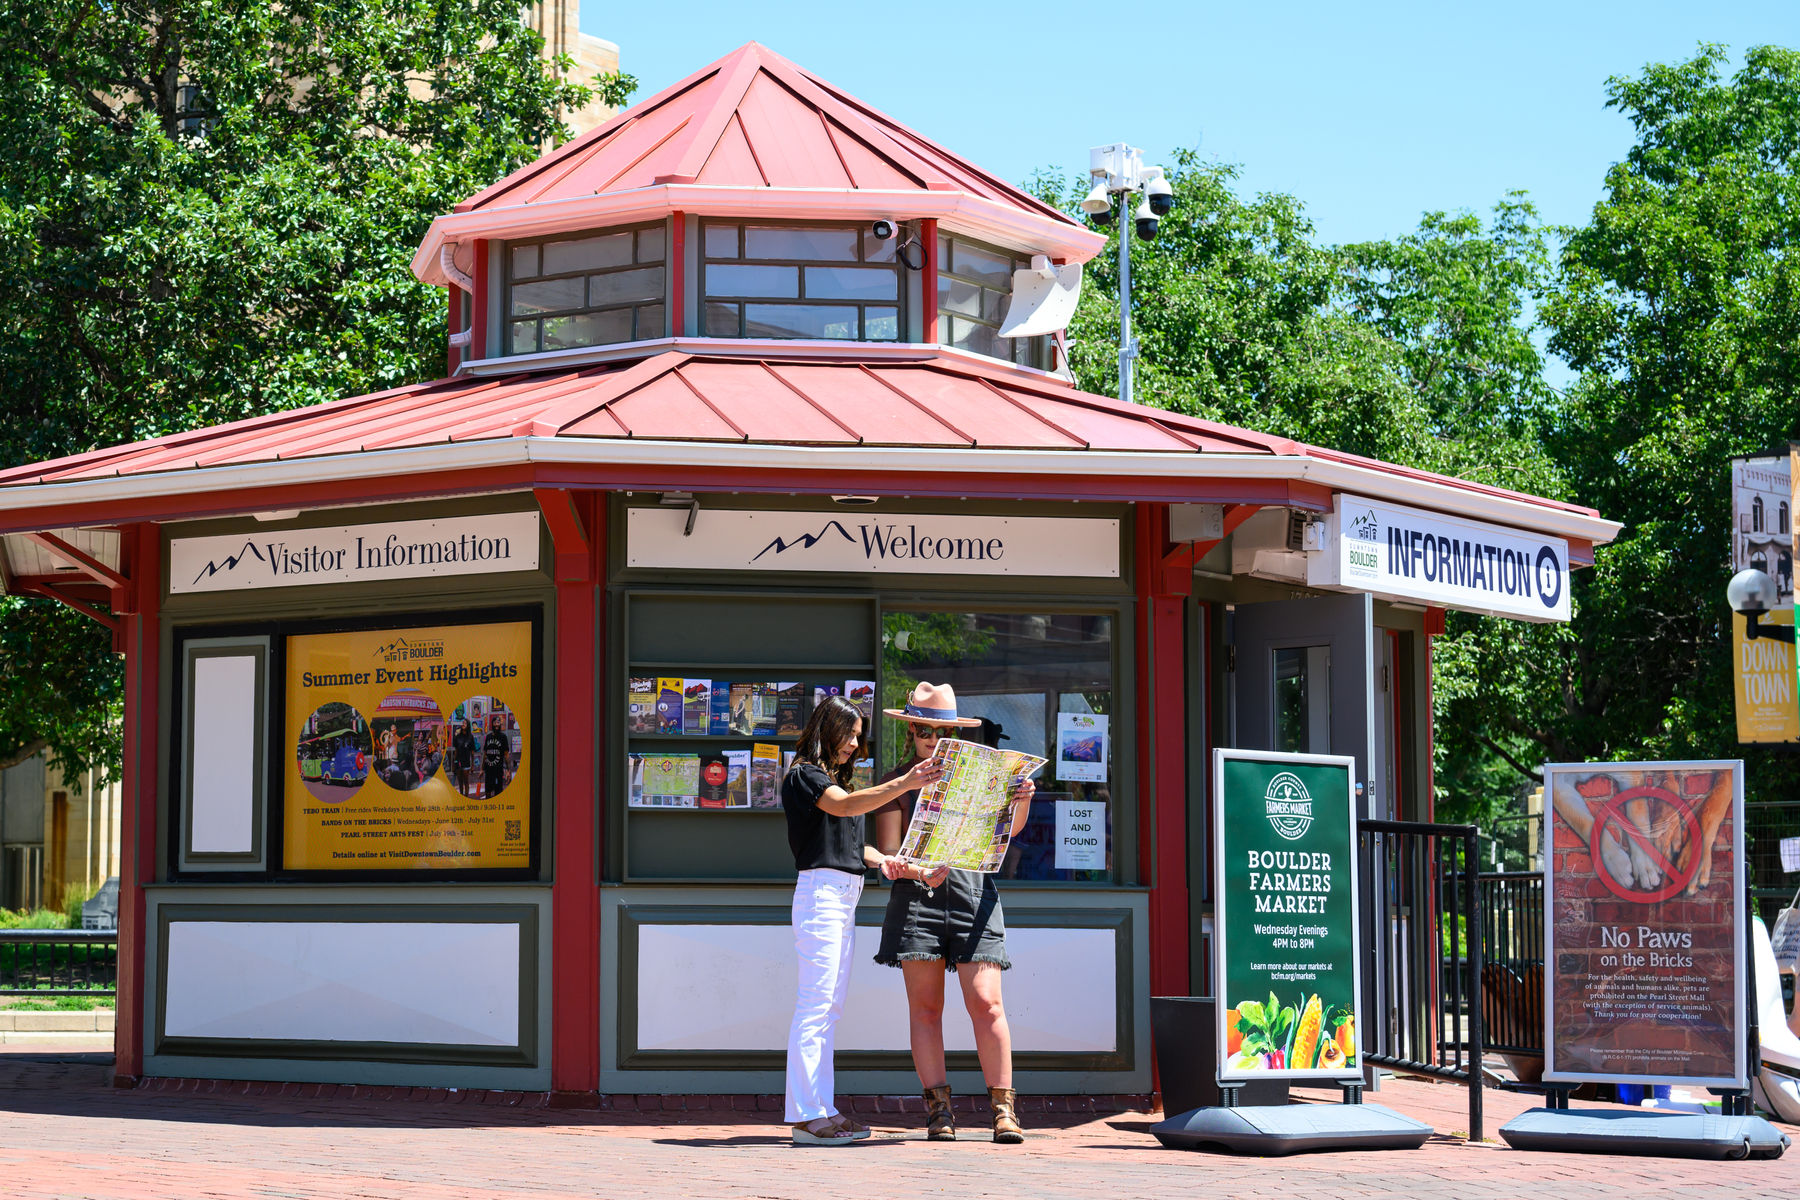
1547, 765, 1740, 1081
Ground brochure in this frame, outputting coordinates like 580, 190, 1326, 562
656, 678, 685, 733
775, 682, 807, 736
812, 684, 841, 715
644, 753, 700, 797
724, 749, 751, 807
750, 742, 782, 809
682, 680, 711, 735
728, 682, 756, 735
627, 678, 658, 734
851, 757, 873, 792
845, 679, 876, 726
709, 683, 732, 735
896, 738, 1047, 873
626, 753, 646, 807
697, 752, 730, 807
752, 682, 780, 734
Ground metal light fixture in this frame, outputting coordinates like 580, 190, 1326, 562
1726, 567, 1794, 642
659, 490, 700, 536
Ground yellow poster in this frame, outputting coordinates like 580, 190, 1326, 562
284, 619, 534, 870
1733, 609, 1798, 743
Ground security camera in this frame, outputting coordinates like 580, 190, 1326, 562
870, 219, 898, 241
1133, 195, 1158, 241
1145, 171, 1174, 217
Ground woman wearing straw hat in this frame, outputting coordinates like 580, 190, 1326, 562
871, 682, 1036, 1144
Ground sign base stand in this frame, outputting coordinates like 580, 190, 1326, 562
1498, 1108, 1788, 1159
1152, 1100, 1432, 1156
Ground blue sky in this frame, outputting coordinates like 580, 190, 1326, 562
582, 2, 1798, 248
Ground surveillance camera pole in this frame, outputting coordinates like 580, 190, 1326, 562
1086, 142, 1161, 405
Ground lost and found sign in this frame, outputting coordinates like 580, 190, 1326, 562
1213, 749, 1362, 1082
1543, 760, 1746, 1087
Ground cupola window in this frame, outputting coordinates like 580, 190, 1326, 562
937, 233, 1051, 369
702, 222, 902, 341
506, 223, 667, 354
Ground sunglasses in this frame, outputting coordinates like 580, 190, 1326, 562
908, 724, 944, 740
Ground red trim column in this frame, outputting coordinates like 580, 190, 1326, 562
1134, 505, 1191, 1001
471, 239, 489, 362
112, 522, 160, 1085
540, 489, 601, 1095
920, 218, 939, 343
670, 213, 686, 337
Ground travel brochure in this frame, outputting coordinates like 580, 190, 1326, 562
628, 744, 873, 813
630, 678, 877, 739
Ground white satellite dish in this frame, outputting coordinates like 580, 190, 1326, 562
999, 255, 1083, 339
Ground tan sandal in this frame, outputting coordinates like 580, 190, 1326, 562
833, 1112, 874, 1141
791, 1115, 858, 1146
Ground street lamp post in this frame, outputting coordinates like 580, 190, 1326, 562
1726, 568, 1796, 643
1080, 143, 1173, 406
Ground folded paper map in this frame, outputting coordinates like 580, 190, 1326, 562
896, 738, 1046, 873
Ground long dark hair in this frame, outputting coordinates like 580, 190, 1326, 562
794, 695, 866, 789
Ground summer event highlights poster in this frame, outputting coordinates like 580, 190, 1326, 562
1213, 749, 1361, 1082
284, 619, 533, 871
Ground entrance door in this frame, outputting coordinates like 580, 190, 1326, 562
1230, 592, 1377, 812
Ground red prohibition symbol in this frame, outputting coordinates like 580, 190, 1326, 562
1588, 785, 1701, 904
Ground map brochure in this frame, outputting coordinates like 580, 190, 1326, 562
896, 738, 1047, 873
724, 749, 750, 807
709, 683, 732, 734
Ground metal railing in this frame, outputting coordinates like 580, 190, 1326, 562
0, 930, 118, 997
1359, 818, 1484, 1142
1478, 872, 1544, 1063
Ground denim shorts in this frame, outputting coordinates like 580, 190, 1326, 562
874, 869, 1010, 971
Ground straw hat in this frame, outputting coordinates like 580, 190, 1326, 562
883, 681, 982, 728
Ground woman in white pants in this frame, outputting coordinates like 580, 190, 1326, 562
782, 695, 942, 1146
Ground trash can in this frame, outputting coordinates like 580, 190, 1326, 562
1151, 996, 1288, 1114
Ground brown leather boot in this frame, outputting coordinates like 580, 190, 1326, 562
923, 1084, 955, 1140
988, 1086, 1023, 1144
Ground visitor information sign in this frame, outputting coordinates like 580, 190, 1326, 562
1214, 749, 1362, 1082
1543, 760, 1746, 1087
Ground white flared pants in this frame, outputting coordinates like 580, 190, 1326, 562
785, 868, 864, 1123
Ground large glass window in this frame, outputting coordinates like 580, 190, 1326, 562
506, 224, 667, 355
881, 611, 1115, 883
936, 233, 1052, 369
702, 222, 902, 341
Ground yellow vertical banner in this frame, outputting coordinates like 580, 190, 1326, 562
1733, 610, 1798, 742
284, 619, 535, 870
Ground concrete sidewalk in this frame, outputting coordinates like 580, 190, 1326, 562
0, 1046, 1793, 1199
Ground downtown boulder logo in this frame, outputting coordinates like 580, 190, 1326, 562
1263, 771, 1315, 841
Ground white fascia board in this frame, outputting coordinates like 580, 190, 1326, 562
412, 186, 1105, 285
0, 439, 1622, 546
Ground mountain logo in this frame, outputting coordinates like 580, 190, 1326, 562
189, 540, 267, 587
1347, 510, 1380, 542
750, 520, 855, 562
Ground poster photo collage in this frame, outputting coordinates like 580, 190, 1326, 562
283, 619, 533, 871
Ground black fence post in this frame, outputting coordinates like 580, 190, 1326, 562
1463, 827, 1484, 1143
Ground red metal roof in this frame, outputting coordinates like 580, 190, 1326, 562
0, 350, 1601, 530
455, 42, 1078, 230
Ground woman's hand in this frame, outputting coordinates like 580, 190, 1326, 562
880, 855, 949, 888
1010, 777, 1036, 805
902, 756, 945, 791
880, 855, 909, 881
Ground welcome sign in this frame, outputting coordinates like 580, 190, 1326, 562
625, 508, 1121, 577
1307, 496, 1572, 622
171, 512, 541, 594
1213, 748, 1362, 1083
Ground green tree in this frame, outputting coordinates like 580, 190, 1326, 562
1447, 46, 1800, 824
0, 1, 632, 779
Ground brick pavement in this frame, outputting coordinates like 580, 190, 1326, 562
1, 1044, 1795, 1199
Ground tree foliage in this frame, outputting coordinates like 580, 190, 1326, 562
0, 1, 630, 779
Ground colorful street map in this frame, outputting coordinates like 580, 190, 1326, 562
896, 739, 1047, 873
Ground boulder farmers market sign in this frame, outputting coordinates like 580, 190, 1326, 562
1307, 496, 1572, 622
171, 512, 541, 594
626, 508, 1121, 578
1213, 748, 1362, 1083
